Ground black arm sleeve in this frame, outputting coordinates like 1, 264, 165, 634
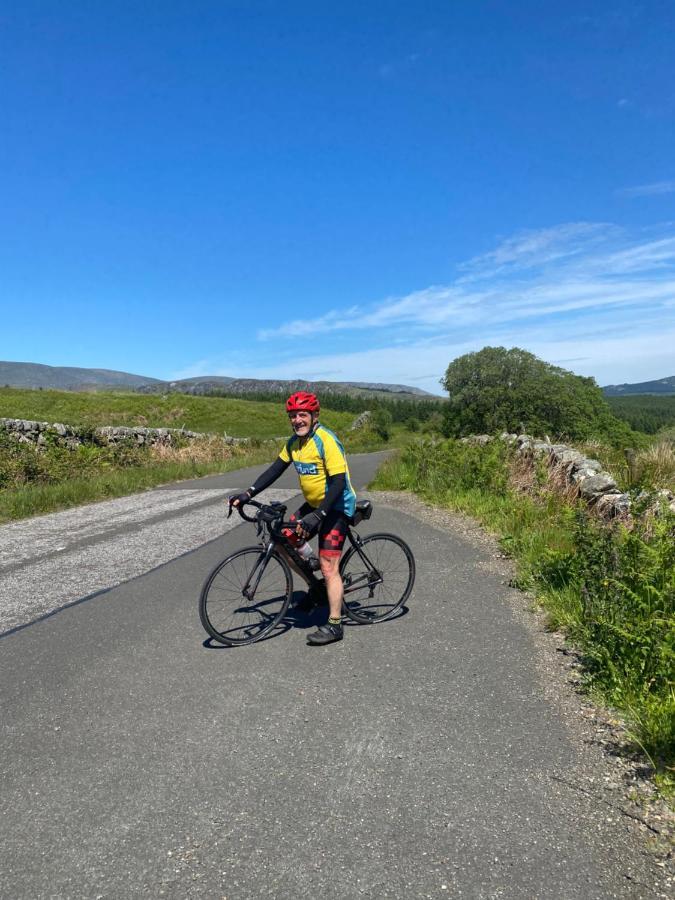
248, 457, 290, 496
318, 472, 346, 514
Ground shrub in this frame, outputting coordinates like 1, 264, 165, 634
372, 408, 393, 441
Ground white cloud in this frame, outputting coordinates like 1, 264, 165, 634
187, 222, 675, 391
618, 180, 675, 198
257, 224, 675, 344
225, 323, 675, 396
457, 222, 617, 279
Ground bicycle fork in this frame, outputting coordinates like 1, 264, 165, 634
242, 541, 277, 601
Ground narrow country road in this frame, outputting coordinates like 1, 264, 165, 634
0, 452, 670, 898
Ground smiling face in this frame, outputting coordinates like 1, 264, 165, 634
288, 410, 315, 437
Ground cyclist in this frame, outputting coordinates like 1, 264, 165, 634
229, 390, 355, 645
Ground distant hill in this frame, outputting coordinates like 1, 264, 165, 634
0, 361, 435, 401
0, 361, 162, 391
138, 376, 435, 401
603, 376, 675, 396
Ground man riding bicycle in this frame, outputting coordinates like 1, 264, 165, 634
229, 391, 356, 646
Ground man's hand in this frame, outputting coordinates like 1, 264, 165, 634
228, 491, 251, 508
296, 509, 325, 539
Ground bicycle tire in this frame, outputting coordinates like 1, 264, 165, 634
340, 532, 415, 624
199, 547, 293, 646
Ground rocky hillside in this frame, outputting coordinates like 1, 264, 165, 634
138, 377, 434, 400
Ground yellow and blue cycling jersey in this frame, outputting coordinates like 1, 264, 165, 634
279, 424, 356, 516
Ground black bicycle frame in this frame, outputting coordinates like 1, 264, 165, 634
241, 539, 279, 600
243, 511, 383, 599
341, 529, 384, 596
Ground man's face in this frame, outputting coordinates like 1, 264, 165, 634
289, 410, 314, 436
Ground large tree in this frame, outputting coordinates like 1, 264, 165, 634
441, 346, 632, 442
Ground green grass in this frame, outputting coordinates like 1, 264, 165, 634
0, 442, 275, 523
0, 387, 356, 438
0, 386, 404, 522
575, 439, 675, 492
372, 438, 675, 796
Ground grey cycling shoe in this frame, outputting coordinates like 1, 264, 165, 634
306, 622, 344, 645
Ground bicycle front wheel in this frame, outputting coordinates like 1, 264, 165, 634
341, 533, 415, 624
199, 547, 292, 646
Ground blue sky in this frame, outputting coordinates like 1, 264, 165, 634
1, 1, 674, 395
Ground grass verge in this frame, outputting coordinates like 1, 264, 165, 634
372, 438, 675, 797
0, 442, 274, 523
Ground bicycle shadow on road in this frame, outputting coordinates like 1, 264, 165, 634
202, 589, 410, 650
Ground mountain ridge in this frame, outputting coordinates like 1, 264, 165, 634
602, 376, 675, 396
0, 361, 436, 400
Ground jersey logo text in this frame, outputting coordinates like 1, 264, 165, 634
294, 461, 318, 476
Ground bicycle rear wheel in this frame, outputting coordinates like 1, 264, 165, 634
199, 547, 292, 646
340, 532, 415, 624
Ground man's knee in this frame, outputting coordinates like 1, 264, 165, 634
319, 555, 341, 579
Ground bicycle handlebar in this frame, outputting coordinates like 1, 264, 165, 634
228, 498, 295, 531
232, 498, 262, 523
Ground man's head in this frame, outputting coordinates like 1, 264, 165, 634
286, 391, 320, 437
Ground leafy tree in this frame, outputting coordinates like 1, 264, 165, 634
440, 346, 634, 444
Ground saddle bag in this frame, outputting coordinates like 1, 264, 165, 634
351, 499, 373, 525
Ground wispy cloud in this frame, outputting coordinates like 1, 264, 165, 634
258, 224, 675, 342
249, 221, 675, 392
457, 222, 617, 279
257, 306, 361, 340
182, 224, 675, 392
618, 180, 675, 198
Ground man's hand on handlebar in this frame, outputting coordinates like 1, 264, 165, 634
296, 509, 325, 539
228, 491, 252, 508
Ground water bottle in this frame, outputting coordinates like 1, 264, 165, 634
297, 541, 321, 569
283, 529, 321, 570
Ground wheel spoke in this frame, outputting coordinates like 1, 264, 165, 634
200, 549, 291, 645
341, 534, 415, 624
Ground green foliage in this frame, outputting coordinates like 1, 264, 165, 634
0, 430, 146, 490
181, 386, 446, 423
421, 411, 445, 434
372, 437, 675, 784
440, 346, 634, 445
608, 395, 675, 435
372, 408, 393, 440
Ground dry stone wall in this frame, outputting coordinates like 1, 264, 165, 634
0, 418, 246, 448
462, 433, 675, 518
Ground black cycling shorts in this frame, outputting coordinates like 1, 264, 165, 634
289, 503, 349, 558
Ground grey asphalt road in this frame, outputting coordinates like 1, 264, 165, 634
0, 452, 669, 898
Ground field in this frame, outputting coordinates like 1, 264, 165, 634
0, 387, 355, 438
0, 387, 395, 522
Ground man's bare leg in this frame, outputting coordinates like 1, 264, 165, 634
278, 545, 313, 587
319, 554, 343, 620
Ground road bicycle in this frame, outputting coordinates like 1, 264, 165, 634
199, 498, 415, 646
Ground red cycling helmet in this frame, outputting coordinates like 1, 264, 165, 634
286, 391, 320, 413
